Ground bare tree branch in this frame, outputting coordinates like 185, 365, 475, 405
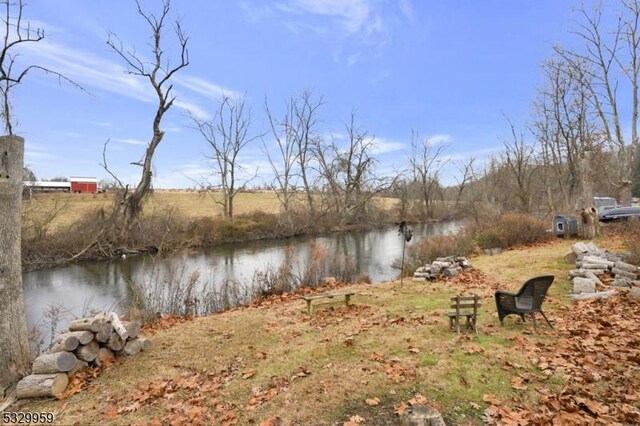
0, 0, 87, 134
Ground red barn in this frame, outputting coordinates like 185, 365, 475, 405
70, 177, 98, 193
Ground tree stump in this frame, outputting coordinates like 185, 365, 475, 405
400, 406, 446, 426
580, 208, 596, 239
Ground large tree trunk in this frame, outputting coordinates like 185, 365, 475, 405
0, 135, 31, 398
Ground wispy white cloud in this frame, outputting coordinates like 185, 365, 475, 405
20, 39, 229, 122
370, 136, 405, 154
276, 0, 372, 36
347, 52, 363, 67
176, 76, 242, 100
173, 99, 211, 121
398, 0, 415, 23
112, 138, 147, 145
24, 141, 57, 164
21, 39, 152, 102
241, 0, 412, 64
428, 134, 452, 145
321, 131, 346, 141
440, 145, 503, 163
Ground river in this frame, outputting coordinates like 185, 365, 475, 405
23, 220, 460, 348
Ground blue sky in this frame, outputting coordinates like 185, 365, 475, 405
14, 0, 581, 188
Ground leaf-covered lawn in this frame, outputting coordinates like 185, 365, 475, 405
13, 238, 640, 425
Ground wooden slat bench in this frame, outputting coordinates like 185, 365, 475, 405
301, 291, 356, 315
446, 295, 481, 334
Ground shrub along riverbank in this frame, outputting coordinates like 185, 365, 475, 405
14, 233, 640, 424
20, 191, 407, 271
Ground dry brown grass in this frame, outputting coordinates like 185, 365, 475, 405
15, 237, 608, 424
22, 191, 400, 231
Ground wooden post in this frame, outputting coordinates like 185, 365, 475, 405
0, 136, 30, 398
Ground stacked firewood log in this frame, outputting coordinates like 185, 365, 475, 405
16, 312, 151, 399
566, 242, 640, 300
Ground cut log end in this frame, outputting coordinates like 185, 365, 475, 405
123, 321, 141, 339
121, 339, 142, 356
69, 317, 102, 333
32, 352, 79, 374
75, 341, 100, 362
16, 373, 69, 399
138, 336, 152, 352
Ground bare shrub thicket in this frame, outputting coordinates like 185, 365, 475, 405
125, 242, 359, 322
253, 242, 358, 296
22, 204, 292, 270
403, 213, 553, 277
626, 222, 640, 265
126, 256, 253, 322
21, 195, 68, 241
473, 213, 552, 250
603, 219, 640, 265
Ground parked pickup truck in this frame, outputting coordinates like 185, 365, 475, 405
598, 206, 640, 221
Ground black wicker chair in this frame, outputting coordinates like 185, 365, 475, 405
494, 275, 554, 331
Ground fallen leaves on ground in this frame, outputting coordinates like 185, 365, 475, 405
365, 397, 380, 406
395, 393, 442, 417
446, 269, 504, 297
58, 366, 103, 399
344, 414, 366, 425
485, 292, 640, 425
141, 314, 192, 335
104, 369, 237, 425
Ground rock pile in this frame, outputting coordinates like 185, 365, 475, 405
16, 312, 151, 399
567, 242, 640, 300
412, 256, 473, 281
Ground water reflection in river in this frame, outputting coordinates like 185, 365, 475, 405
23, 221, 460, 344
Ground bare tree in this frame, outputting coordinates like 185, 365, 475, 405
263, 91, 325, 222
555, 0, 640, 204
191, 96, 258, 219
453, 157, 476, 209
291, 90, 324, 216
314, 112, 395, 225
532, 58, 601, 209
0, 0, 83, 397
503, 117, 537, 213
105, 0, 188, 231
409, 131, 447, 219
264, 96, 299, 222
0, 0, 84, 135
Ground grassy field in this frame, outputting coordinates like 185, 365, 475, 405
17, 237, 619, 425
22, 191, 400, 231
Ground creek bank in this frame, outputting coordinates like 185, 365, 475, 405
23, 214, 432, 272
